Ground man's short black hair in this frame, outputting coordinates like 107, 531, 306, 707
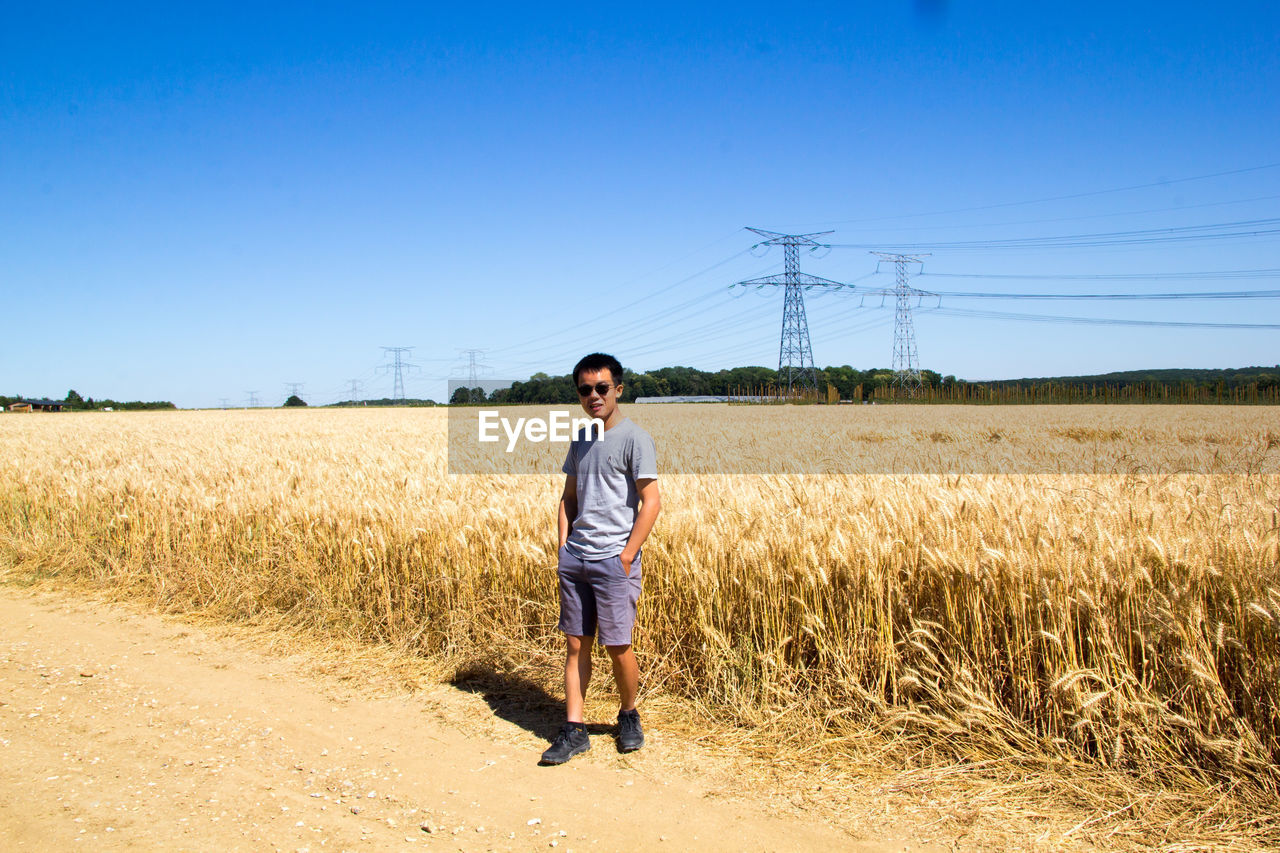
573, 353, 624, 386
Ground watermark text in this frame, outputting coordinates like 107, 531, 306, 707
477, 410, 604, 452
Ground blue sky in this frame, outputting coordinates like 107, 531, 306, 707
4, 2, 1279, 407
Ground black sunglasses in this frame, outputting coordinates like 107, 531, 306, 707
577, 382, 614, 397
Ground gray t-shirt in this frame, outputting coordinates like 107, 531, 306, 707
562, 417, 658, 560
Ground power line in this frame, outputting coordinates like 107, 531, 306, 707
921, 268, 1280, 281
830, 216, 1280, 251
484, 245, 755, 357
809, 161, 1280, 227
927, 306, 1280, 330
624, 298, 782, 363
494, 261, 794, 377
920, 288, 1280, 301
823, 193, 1280, 235
652, 310, 897, 372
495, 262, 781, 375
494, 287, 734, 372
515, 296, 782, 376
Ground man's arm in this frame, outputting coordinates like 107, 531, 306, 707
557, 475, 578, 549
620, 478, 660, 576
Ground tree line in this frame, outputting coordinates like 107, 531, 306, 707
451, 365, 1280, 405
1, 390, 176, 411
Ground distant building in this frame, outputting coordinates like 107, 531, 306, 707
635, 395, 773, 404
8, 399, 65, 412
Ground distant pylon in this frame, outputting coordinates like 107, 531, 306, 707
284, 382, 304, 401
458, 348, 489, 386
871, 252, 930, 393
347, 379, 362, 404
379, 347, 417, 401
218, 397, 231, 409
737, 228, 848, 393
246, 391, 260, 408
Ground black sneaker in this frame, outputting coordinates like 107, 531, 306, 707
617, 709, 644, 752
540, 723, 590, 765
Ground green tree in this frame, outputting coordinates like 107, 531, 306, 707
284, 395, 307, 407
625, 371, 668, 400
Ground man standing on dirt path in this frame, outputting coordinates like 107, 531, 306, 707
540, 353, 661, 766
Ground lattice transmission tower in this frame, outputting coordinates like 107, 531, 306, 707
737, 228, 848, 393
458, 348, 490, 386
380, 347, 418, 401
871, 252, 931, 393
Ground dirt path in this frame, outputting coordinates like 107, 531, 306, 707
0, 586, 944, 852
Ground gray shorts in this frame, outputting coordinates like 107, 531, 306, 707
557, 545, 642, 647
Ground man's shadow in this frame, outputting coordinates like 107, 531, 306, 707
451, 664, 614, 740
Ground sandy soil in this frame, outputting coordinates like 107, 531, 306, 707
0, 586, 951, 852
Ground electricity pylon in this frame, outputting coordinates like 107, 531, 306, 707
457, 348, 489, 386
736, 228, 849, 393
379, 347, 418, 401
871, 252, 931, 393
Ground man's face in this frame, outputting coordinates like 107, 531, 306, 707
576, 367, 621, 422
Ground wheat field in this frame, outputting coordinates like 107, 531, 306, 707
2, 405, 1278, 846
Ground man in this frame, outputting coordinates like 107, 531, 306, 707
540, 353, 660, 765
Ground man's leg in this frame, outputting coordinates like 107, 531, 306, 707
589, 554, 644, 751
605, 644, 638, 711
607, 643, 644, 752
564, 635, 592, 722
543, 549, 595, 765
593, 553, 642, 712
542, 636, 593, 765
557, 545, 596, 724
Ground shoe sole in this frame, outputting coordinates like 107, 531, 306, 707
617, 737, 644, 753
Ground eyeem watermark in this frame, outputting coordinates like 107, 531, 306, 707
477, 410, 604, 452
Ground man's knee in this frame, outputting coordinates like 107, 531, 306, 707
604, 643, 632, 660
566, 635, 591, 656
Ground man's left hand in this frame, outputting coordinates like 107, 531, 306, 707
620, 551, 636, 576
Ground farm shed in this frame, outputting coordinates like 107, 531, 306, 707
8, 399, 65, 412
